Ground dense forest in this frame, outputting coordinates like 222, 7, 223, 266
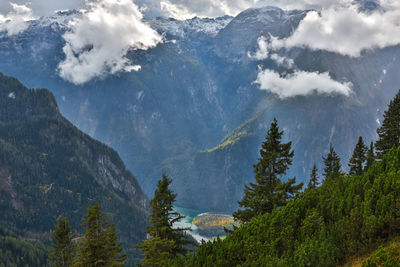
0, 226, 49, 267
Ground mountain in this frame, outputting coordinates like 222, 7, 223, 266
0, 5, 400, 212
0, 73, 149, 263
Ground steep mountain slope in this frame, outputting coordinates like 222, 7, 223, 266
0, 5, 400, 212
0, 73, 149, 261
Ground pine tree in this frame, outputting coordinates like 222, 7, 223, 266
307, 163, 319, 190
365, 142, 375, 171
323, 144, 341, 179
348, 136, 368, 176
138, 174, 191, 266
49, 216, 76, 267
233, 118, 303, 223
376, 90, 400, 157
75, 203, 126, 267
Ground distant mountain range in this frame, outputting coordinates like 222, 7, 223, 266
0, 72, 149, 263
0, 2, 399, 212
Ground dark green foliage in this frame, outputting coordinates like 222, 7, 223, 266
0, 73, 149, 263
348, 136, 368, 176
233, 118, 303, 223
138, 174, 191, 266
178, 146, 400, 266
0, 226, 49, 267
75, 203, 126, 267
365, 142, 375, 172
307, 163, 319, 190
49, 216, 75, 267
322, 144, 341, 179
376, 90, 400, 158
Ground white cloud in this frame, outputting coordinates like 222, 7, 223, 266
248, 36, 294, 67
153, 0, 247, 19
255, 69, 352, 98
58, 0, 163, 85
270, 53, 294, 68
270, 2, 400, 57
248, 36, 269, 60
0, 3, 35, 36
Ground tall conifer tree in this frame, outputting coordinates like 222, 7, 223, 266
348, 136, 367, 176
233, 118, 303, 223
49, 216, 76, 267
75, 203, 126, 267
323, 144, 341, 179
376, 90, 400, 157
307, 163, 319, 190
365, 142, 375, 171
138, 174, 191, 266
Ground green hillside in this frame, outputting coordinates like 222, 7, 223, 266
0, 73, 149, 265
175, 146, 400, 266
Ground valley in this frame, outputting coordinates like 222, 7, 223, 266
1, 0, 400, 266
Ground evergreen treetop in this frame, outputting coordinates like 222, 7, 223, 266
138, 174, 192, 266
307, 163, 319, 190
233, 118, 303, 223
75, 203, 126, 267
49, 216, 76, 267
348, 136, 367, 176
376, 90, 400, 157
365, 142, 375, 171
323, 144, 341, 179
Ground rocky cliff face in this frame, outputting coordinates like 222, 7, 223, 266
0, 5, 399, 212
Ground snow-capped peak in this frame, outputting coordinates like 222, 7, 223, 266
32, 9, 80, 29
148, 16, 233, 38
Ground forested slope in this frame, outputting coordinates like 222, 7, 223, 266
177, 146, 400, 266
0, 73, 149, 264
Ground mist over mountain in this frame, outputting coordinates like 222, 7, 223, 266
1, 2, 400, 212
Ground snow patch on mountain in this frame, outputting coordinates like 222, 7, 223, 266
149, 16, 232, 38
34, 10, 80, 29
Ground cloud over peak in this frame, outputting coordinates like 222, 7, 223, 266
255, 69, 352, 99
270, 1, 400, 57
0, 2, 35, 36
58, 0, 163, 85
